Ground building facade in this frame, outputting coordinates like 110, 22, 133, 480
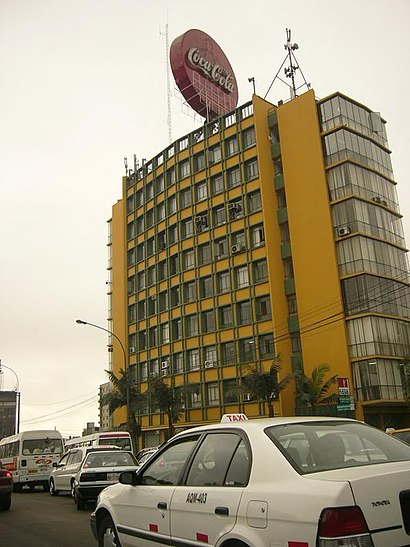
99, 381, 113, 431
0, 391, 17, 439
108, 90, 410, 445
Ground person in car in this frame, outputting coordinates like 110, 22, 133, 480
311, 434, 346, 468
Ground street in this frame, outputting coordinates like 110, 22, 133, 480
1, 487, 96, 546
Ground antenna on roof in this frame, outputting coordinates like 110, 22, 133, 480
264, 29, 310, 102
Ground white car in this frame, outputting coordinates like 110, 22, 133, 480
90, 416, 410, 547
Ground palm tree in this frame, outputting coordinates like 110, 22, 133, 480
241, 355, 293, 417
294, 364, 338, 413
102, 368, 143, 453
146, 375, 186, 440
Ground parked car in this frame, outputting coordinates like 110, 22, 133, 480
91, 415, 410, 547
73, 449, 138, 510
387, 427, 410, 445
49, 445, 122, 498
0, 462, 13, 511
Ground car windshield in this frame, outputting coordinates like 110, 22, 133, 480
83, 452, 137, 469
266, 420, 410, 474
22, 438, 63, 455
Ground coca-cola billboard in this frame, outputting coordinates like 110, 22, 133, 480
170, 29, 238, 120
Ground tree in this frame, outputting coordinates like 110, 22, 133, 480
241, 355, 293, 417
102, 368, 143, 453
146, 375, 186, 440
294, 364, 338, 413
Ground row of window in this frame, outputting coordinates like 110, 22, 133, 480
327, 162, 398, 212
324, 129, 393, 179
129, 295, 272, 350
352, 358, 404, 401
126, 157, 259, 217
127, 124, 256, 198
132, 333, 275, 381
127, 224, 265, 271
128, 259, 268, 305
129, 103, 254, 184
320, 94, 387, 146
126, 187, 262, 242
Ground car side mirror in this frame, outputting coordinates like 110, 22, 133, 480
52, 463, 58, 468
119, 470, 140, 486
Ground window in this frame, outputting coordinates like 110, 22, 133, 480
126, 195, 134, 214
128, 304, 136, 324
211, 173, 224, 195
223, 379, 239, 403
180, 188, 192, 209
194, 152, 205, 172
221, 341, 236, 365
217, 271, 231, 294
225, 136, 239, 156
146, 209, 154, 228
187, 348, 200, 370
202, 310, 215, 333
209, 144, 221, 164
141, 437, 198, 486
172, 318, 182, 340
127, 221, 135, 240
195, 213, 208, 233
274, 158, 282, 175
157, 231, 166, 251
227, 166, 241, 188
140, 362, 148, 381
156, 202, 165, 221
136, 216, 144, 234
149, 326, 158, 347
127, 275, 135, 295
184, 280, 196, 302
237, 301, 252, 325
204, 346, 217, 366
161, 323, 170, 343
135, 189, 143, 208
214, 237, 228, 259
228, 200, 243, 221
213, 205, 226, 226
236, 265, 249, 288
182, 218, 193, 238
199, 243, 211, 265
146, 237, 155, 257
145, 182, 154, 201
242, 126, 256, 148
244, 158, 259, 181
127, 247, 135, 267
170, 286, 180, 307
136, 242, 144, 262
253, 259, 268, 283
167, 194, 177, 215
169, 254, 179, 276
287, 294, 298, 314
255, 296, 272, 320
232, 231, 246, 248
188, 386, 202, 408
239, 338, 256, 362
183, 249, 195, 270
167, 166, 175, 186
200, 276, 213, 298
186, 433, 249, 487
168, 224, 178, 244
137, 300, 145, 320
250, 224, 265, 247
219, 305, 233, 328
158, 260, 167, 281
259, 334, 275, 358
147, 265, 155, 286
179, 159, 190, 179
174, 352, 183, 374
139, 330, 147, 350
195, 181, 208, 202
248, 190, 262, 213
185, 314, 198, 337
159, 291, 168, 312
155, 174, 165, 194
147, 295, 157, 316
206, 383, 220, 406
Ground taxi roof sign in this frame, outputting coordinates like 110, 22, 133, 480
221, 413, 248, 423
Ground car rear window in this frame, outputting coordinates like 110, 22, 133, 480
266, 420, 410, 474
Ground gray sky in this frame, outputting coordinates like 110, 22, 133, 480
1, 0, 409, 437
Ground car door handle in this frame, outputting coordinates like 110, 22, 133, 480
157, 502, 167, 510
215, 506, 229, 516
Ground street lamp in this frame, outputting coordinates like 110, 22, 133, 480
0, 360, 21, 434
75, 319, 133, 450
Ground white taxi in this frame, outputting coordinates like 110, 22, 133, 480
90, 415, 410, 547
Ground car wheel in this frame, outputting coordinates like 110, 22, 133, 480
98, 515, 121, 547
70, 481, 76, 498
49, 479, 59, 496
73, 489, 86, 510
0, 496, 11, 511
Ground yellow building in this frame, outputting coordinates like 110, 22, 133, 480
108, 90, 410, 446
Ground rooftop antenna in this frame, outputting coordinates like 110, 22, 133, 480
160, 21, 173, 144
264, 29, 310, 102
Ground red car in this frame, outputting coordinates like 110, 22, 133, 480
0, 462, 13, 511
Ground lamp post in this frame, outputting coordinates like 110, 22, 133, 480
75, 319, 133, 451
0, 360, 21, 434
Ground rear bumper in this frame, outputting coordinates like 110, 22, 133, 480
76, 484, 108, 501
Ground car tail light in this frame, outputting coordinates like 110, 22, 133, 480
318, 506, 374, 547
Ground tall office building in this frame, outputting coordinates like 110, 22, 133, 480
0, 391, 17, 439
108, 87, 410, 445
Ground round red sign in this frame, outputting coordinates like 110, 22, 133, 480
170, 29, 238, 120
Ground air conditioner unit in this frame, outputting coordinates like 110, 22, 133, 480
231, 244, 243, 254
161, 361, 169, 369
371, 196, 382, 203
204, 360, 214, 368
195, 215, 204, 223
129, 346, 135, 353
337, 226, 351, 237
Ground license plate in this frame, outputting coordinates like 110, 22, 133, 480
38, 465, 48, 472
28, 469, 37, 474
107, 473, 119, 481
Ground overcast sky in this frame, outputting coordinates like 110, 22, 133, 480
1, 0, 409, 438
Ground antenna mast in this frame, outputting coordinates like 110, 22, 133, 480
160, 23, 173, 144
264, 29, 310, 101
